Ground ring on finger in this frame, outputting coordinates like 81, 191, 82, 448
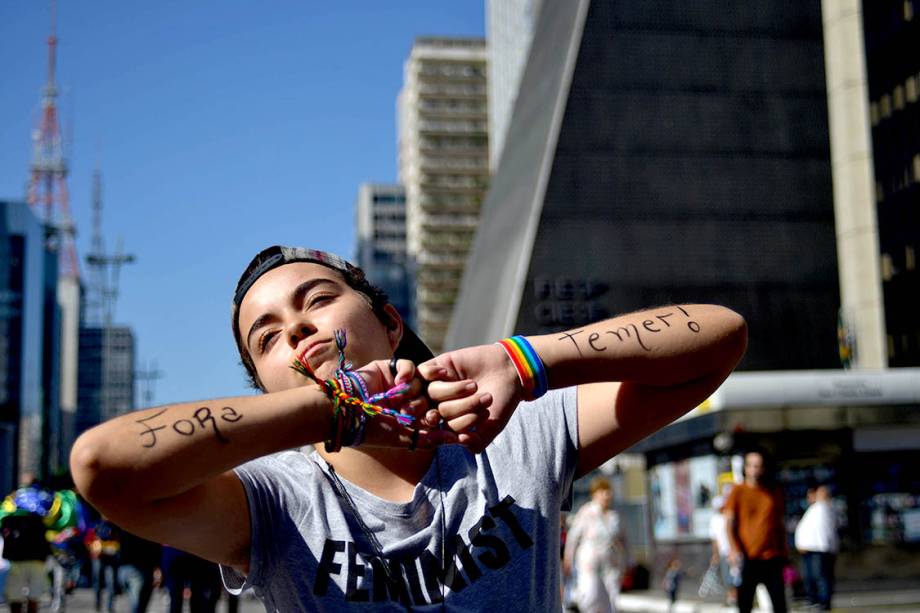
388, 356, 398, 378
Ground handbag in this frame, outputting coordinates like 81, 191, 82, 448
698, 563, 726, 598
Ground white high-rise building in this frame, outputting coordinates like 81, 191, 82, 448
398, 37, 488, 352
487, 0, 542, 169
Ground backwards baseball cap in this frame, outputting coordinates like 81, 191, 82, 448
231, 245, 432, 389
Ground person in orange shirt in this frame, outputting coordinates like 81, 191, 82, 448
724, 450, 788, 613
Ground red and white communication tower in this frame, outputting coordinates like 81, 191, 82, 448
27, 0, 79, 279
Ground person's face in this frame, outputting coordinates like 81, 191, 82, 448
592, 488, 612, 509
744, 452, 764, 482
238, 262, 401, 393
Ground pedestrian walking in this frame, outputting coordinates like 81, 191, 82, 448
794, 484, 838, 611
87, 518, 120, 613
564, 477, 627, 613
724, 449, 788, 613
0, 481, 53, 613
662, 557, 682, 613
117, 530, 161, 613
706, 493, 735, 605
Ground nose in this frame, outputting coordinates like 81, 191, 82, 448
286, 319, 316, 349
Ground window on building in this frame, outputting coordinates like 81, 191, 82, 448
881, 253, 894, 281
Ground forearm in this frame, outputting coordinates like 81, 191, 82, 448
71, 386, 327, 510
726, 516, 743, 556
530, 304, 747, 388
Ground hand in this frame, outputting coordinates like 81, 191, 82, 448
420, 343, 525, 453
728, 549, 741, 567
352, 358, 482, 451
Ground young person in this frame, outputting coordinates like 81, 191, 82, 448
724, 450, 788, 613
71, 245, 747, 610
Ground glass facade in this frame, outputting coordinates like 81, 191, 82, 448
0, 200, 60, 493
355, 184, 413, 327
76, 326, 135, 438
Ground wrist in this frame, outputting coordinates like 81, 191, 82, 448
495, 335, 549, 400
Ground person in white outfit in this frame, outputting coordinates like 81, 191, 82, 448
708, 494, 737, 604
794, 485, 838, 611
564, 477, 626, 613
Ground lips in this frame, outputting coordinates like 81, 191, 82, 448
296, 339, 330, 367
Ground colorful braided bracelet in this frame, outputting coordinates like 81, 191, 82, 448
291, 329, 413, 452
496, 335, 549, 400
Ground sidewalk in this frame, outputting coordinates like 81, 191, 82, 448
4, 586, 265, 612
617, 587, 920, 612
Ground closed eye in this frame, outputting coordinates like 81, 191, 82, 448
258, 329, 279, 354
306, 292, 336, 309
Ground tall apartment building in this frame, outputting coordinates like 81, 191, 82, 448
75, 326, 135, 437
355, 183, 412, 326
0, 200, 62, 493
398, 37, 489, 353
486, 0, 542, 169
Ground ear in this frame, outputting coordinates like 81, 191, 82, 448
382, 303, 404, 351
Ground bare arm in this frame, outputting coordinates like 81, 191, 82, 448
424, 304, 747, 475
724, 507, 744, 563
70, 361, 461, 571
532, 304, 746, 476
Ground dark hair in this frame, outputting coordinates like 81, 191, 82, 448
743, 447, 777, 487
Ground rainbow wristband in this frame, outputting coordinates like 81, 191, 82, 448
496, 335, 549, 400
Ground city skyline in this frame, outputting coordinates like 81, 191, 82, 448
0, 3, 485, 404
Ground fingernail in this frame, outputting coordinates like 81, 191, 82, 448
464, 381, 476, 391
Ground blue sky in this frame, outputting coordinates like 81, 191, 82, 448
0, 2, 485, 403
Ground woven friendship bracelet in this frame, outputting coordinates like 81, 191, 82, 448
496, 335, 549, 400
291, 329, 414, 452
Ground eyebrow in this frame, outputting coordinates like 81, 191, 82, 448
245, 278, 339, 353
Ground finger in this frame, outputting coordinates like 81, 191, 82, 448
399, 396, 431, 420
417, 361, 454, 381
437, 392, 492, 421
457, 431, 485, 453
393, 359, 417, 385
444, 408, 487, 433
422, 409, 442, 429
427, 379, 477, 403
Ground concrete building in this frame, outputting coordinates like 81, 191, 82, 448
0, 200, 62, 493
355, 183, 412, 326
486, 0, 542, 170
448, 0, 841, 373
75, 326, 135, 437
398, 37, 489, 353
